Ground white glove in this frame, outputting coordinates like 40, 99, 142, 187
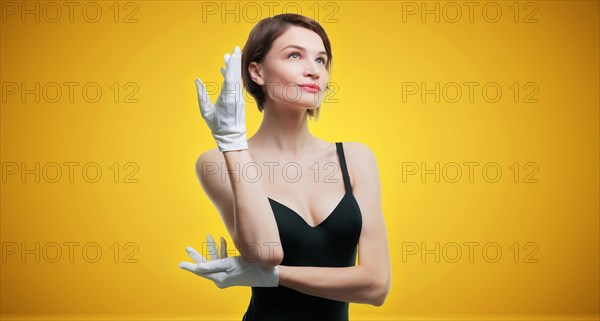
195, 46, 248, 152
178, 234, 279, 289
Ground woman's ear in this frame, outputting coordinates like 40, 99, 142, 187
248, 62, 265, 86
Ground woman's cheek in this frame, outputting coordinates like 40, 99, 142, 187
283, 84, 302, 102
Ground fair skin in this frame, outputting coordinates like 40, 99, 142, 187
195, 26, 391, 306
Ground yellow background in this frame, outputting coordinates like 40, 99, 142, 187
1, 0, 598, 320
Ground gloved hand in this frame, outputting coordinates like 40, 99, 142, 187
195, 46, 248, 152
178, 234, 279, 289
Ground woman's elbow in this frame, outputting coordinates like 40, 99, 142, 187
248, 248, 284, 268
370, 276, 391, 307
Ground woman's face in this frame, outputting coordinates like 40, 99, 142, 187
250, 26, 329, 111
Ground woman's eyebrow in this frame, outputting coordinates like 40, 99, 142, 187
280, 44, 327, 56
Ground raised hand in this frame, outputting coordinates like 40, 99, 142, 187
195, 46, 248, 152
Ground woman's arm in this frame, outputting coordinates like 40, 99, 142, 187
196, 149, 283, 267
279, 142, 392, 306
193, 46, 282, 268
278, 265, 384, 306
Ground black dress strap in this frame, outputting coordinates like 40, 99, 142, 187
335, 142, 352, 193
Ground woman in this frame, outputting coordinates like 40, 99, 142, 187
179, 13, 391, 321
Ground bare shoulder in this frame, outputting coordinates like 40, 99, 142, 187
340, 142, 378, 186
341, 141, 375, 158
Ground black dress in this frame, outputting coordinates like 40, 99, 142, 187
242, 142, 363, 321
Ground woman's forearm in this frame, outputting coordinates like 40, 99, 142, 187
278, 265, 387, 306
223, 149, 283, 267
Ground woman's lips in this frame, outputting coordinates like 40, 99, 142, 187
298, 85, 320, 93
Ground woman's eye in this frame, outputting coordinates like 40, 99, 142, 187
288, 52, 326, 65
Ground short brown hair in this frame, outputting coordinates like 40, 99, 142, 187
241, 14, 332, 120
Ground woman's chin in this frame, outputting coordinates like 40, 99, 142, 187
275, 97, 322, 110
297, 98, 323, 109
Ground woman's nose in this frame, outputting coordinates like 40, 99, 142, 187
303, 61, 320, 79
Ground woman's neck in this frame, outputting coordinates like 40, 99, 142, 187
248, 102, 320, 159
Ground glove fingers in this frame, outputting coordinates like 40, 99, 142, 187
194, 259, 233, 273
178, 260, 232, 274
178, 261, 199, 273
233, 46, 242, 81
220, 236, 228, 258
206, 234, 219, 261
224, 52, 236, 86
195, 78, 213, 118
185, 246, 207, 264
224, 53, 231, 65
